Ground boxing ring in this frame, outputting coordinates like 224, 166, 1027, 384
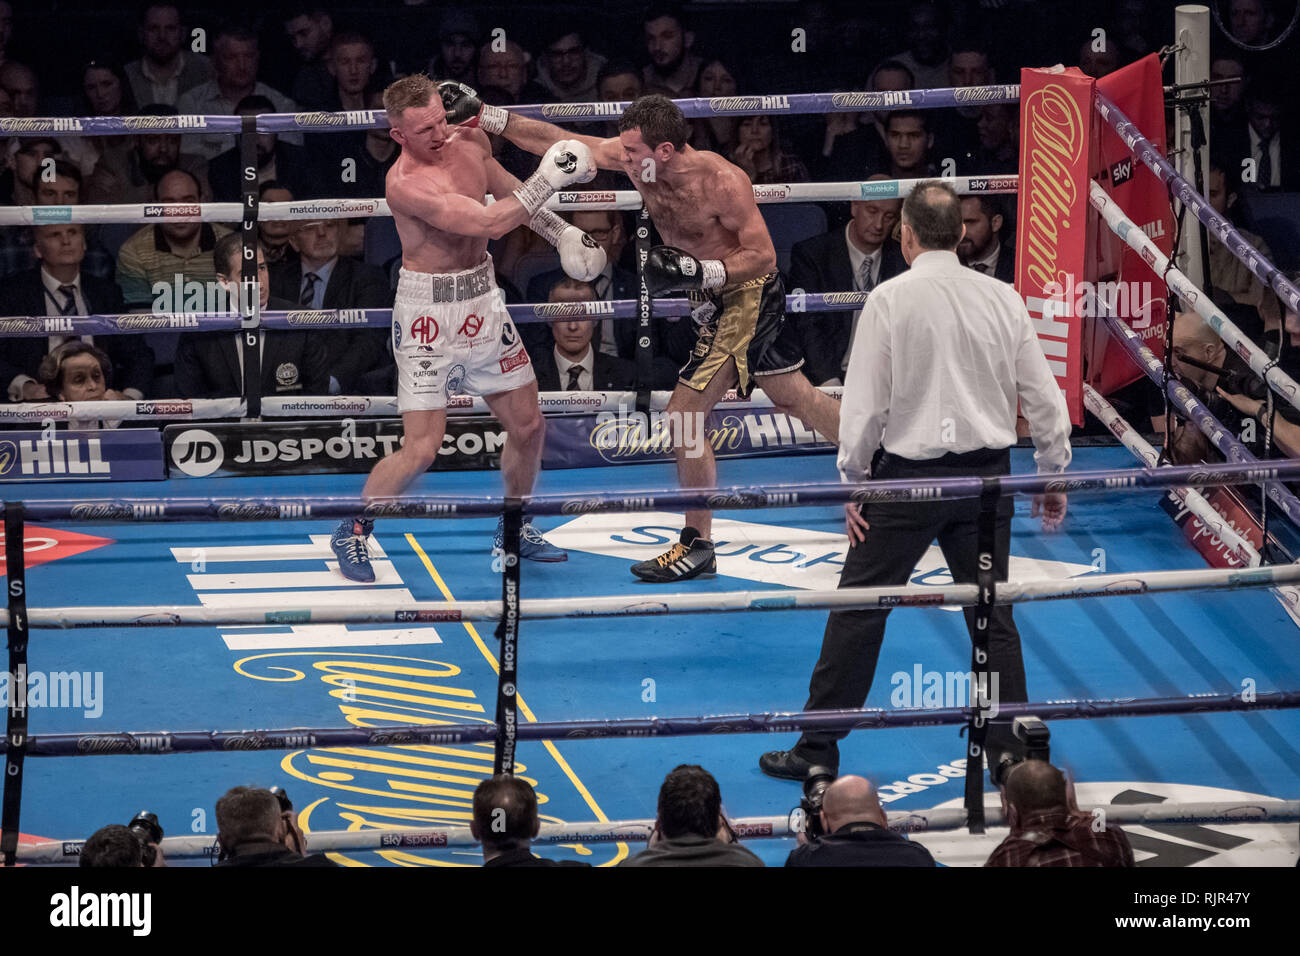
4, 24, 1300, 869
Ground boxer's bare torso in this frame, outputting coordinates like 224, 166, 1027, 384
386, 125, 493, 274
628, 147, 757, 270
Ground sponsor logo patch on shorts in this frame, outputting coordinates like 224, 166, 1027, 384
499, 349, 530, 373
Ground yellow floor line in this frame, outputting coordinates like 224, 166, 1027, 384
406, 532, 629, 865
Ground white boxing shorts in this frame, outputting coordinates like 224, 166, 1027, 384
392, 257, 534, 412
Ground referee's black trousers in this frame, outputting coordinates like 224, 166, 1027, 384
793, 446, 1028, 767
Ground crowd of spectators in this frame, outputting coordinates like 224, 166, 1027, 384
77, 758, 1138, 867
0, 0, 1294, 424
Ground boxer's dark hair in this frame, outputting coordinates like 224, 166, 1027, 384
473, 775, 538, 850
618, 94, 688, 149
902, 180, 963, 249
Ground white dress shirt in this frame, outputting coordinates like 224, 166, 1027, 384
838, 249, 1071, 482
554, 345, 594, 391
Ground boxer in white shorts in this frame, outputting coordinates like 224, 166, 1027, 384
391, 257, 532, 412
332, 74, 605, 581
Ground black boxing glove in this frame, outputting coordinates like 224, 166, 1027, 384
438, 80, 508, 134
643, 245, 728, 295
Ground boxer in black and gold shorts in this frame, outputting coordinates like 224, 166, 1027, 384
680, 272, 805, 398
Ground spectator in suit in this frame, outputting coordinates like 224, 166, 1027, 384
177, 25, 300, 161
281, 4, 335, 111
0, 157, 115, 283
116, 168, 230, 308
532, 278, 637, 391
472, 775, 590, 868
1, 223, 153, 402
957, 196, 1014, 282
1219, 83, 1299, 192
258, 182, 301, 270
620, 765, 764, 867
125, 3, 213, 109
175, 233, 327, 399
791, 175, 906, 387
536, 28, 607, 103
268, 218, 391, 393
525, 210, 681, 388
86, 103, 211, 206
884, 110, 937, 181
642, 4, 702, 97
209, 94, 312, 202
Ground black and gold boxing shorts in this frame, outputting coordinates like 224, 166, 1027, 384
679, 272, 804, 398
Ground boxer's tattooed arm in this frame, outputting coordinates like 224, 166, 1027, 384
713, 163, 779, 283
502, 113, 624, 170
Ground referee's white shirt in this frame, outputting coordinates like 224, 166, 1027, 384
838, 249, 1072, 482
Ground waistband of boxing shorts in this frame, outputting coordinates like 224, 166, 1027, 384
688, 271, 777, 305
397, 256, 496, 303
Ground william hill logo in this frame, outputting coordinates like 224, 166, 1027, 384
0, 438, 110, 477
708, 95, 790, 113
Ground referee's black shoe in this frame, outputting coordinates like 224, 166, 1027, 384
631, 527, 716, 582
759, 749, 833, 781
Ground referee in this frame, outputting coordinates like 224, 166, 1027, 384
760, 180, 1072, 781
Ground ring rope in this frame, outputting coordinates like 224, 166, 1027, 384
5, 691, 1298, 759
17, 799, 1298, 864
1084, 384, 1261, 566
8, 558, 1300, 629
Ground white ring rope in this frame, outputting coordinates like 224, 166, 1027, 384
1084, 384, 1260, 567
14, 799, 1298, 862
1089, 180, 1300, 415
8, 560, 1300, 629
0, 176, 1019, 226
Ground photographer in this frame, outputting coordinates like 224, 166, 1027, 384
80, 820, 166, 868
785, 776, 936, 867
620, 765, 764, 867
214, 786, 337, 867
985, 760, 1134, 867
472, 775, 590, 867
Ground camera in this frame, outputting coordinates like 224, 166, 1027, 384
795, 766, 837, 840
269, 786, 292, 814
127, 810, 163, 867
987, 716, 1051, 788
